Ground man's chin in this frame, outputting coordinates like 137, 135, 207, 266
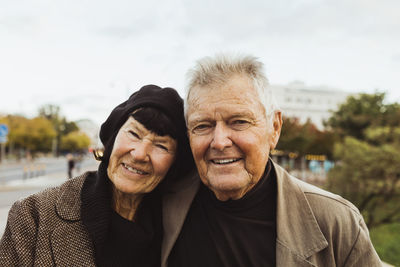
208, 182, 250, 201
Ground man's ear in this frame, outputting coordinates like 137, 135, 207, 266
269, 111, 282, 150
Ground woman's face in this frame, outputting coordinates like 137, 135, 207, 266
107, 116, 177, 194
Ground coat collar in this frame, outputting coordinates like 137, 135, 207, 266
162, 160, 328, 267
161, 169, 200, 267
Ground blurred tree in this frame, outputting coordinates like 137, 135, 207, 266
326, 92, 400, 229
324, 92, 400, 140
25, 117, 57, 153
38, 104, 79, 155
327, 136, 400, 228
38, 104, 61, 122
60, 131, 91, 152
277, 117, 336, 158
0, 115, 30, 155
0, 115, 56, 155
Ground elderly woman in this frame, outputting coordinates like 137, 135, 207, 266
0, 85, 194, 266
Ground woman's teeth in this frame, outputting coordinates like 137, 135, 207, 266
123, 163, 147, 174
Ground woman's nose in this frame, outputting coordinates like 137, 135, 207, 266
130, 141, 151, 161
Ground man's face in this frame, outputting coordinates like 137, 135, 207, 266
187, 74, 282, 201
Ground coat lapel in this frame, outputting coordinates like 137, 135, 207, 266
273, 162, 328, 266
161, 170, 200, 267
161, 162, 329, 267
276, 241, 318, 267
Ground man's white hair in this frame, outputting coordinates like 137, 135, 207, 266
184, 53, 280, 123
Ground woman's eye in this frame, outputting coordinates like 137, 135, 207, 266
128, 130, 140, 139
155, 144, 168, 151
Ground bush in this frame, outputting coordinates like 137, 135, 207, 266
370, 223, 400, 266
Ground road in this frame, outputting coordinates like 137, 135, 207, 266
0, 156, 97, 183
0, 156, 99, 234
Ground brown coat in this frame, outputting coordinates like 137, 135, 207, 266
161, 161, 382, 267
0, 173, 96, 266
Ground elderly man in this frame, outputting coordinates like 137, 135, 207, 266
161, 54, 381, 266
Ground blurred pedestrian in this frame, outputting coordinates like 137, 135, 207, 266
75, 153, 83, 175
67, 153, 75, 179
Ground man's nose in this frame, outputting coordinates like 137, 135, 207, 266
130, 141, 151, 161
210, 123, 232, 151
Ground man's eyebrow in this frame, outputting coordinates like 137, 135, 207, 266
190, 111, 255, 121
229, 112, 255, 118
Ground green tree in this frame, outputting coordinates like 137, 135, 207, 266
325, 92, 400, 140
327, 136, 400, 228
326, 92, 400, 229
60, 131, 91, 152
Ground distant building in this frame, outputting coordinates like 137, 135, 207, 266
269, 81, 353, 129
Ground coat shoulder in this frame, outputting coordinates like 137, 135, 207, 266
13, 172, 90, 216
292, 177, 381, 266
291, 177, 366, 254
296, 178, 361, 216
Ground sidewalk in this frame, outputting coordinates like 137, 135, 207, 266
0, 162, 98, 234
0, 171, 70, 234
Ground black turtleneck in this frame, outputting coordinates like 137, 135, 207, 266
169, 160, 277, 267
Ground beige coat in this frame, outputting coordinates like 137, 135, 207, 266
0, 173, 96, 266
161, 161, 382, 267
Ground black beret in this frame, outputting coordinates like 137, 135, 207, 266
99, 84, 186, 148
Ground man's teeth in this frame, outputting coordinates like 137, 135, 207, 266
212, 158, 240, 164
123, 163, 147, 174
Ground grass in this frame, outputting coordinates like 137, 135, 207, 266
370, 223, 400, 266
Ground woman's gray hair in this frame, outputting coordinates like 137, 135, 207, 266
184, 53, 280, 122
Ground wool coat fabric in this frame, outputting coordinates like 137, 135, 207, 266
161, 161, 382, 267
0, 173, 96, 266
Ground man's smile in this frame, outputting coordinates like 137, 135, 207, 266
210, 158, 242, 165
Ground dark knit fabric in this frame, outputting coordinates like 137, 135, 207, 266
169, 160, 277, 267
100, 203, 162, 267
81, 162, 112, 265
81, 162, 162, 267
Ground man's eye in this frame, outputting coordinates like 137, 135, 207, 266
192, 124, 212, 134
231, 120, 251, 130
233, 120, 247, 124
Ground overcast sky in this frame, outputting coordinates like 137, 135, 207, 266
1, 0, 399, 125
